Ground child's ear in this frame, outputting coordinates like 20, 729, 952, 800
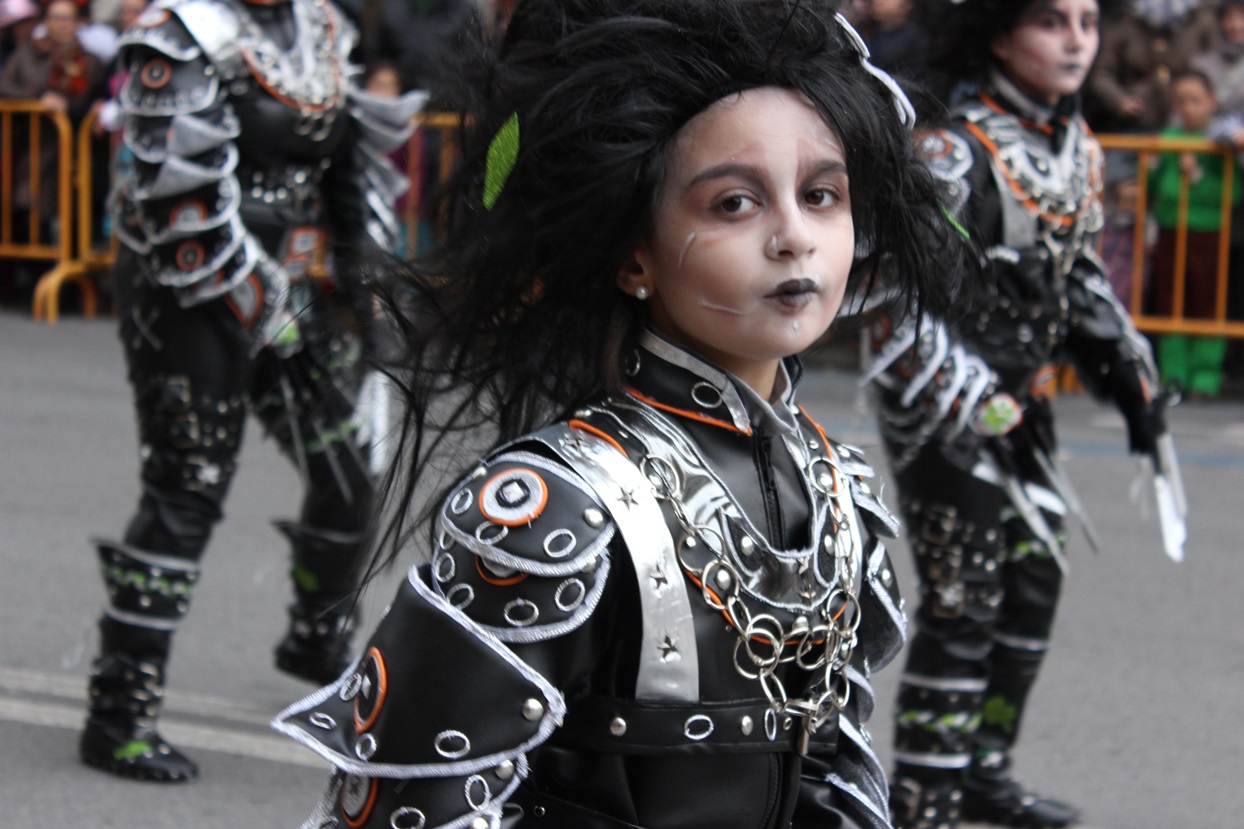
616, 241, 652, 297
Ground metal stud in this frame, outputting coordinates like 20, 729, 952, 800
739, 536, 756, 555
583, 508, 604, 528
494, 760, 515, 781
522, 699, 544, 721
609, 717, 627, 736
740, 715, 754, 736
471, 818, 489, 829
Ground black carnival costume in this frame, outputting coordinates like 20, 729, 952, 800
80, 0, 422, 781
275, 332, 908, 829
865, 71, 1167, 828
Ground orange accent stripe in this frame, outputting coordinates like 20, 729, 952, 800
626, 388, 752, 436
979, 92, 1059, 135
341, 777, 378, 828
798, 405, 830, 449
353, 646, 388, 734
478, 468, 548, 527
476, 555, 530, 586
964, 120, 1077, 229
568, 419, 628, 457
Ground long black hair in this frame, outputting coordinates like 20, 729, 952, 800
368, 0, 976, 573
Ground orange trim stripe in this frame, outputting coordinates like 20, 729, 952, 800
964, 120, 1077, 229
353, 647, 388, 734
476, 556, 529, 586
341, 778, 378, 828
626, 388, 752, 436
568, 419, 628, 457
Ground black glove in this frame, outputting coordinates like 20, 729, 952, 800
1123, 392, 1168, 456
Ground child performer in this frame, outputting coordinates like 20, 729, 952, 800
273, 1, 972, 827
864, 1, 1173, 827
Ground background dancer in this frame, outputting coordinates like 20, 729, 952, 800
864, 1, 1173, 827
80, 0, 423, 782
273, 0, 975, 827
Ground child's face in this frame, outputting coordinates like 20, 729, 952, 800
1171, 77, 1216, 132
620, 87, 854, 393
991, 0, 1100, 105
1223, 7, 1244, 44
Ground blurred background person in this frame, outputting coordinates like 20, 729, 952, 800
1149, 69, 1240, 397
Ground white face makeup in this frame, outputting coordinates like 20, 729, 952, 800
619, 87, 855, 397
991, 0, 1100, 105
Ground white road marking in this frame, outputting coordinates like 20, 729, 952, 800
0, 667, 325, 769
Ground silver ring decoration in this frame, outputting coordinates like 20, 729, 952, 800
639, 453, 683, 500
554, 578, 587, 611
389, 807, 427, 829
764, 708, 779, 741
474, 522, 509, 545
834, 12, 916, 129
542, 528, 577, 558
503, 598, 539, 627
309, 712, 336, 730
339, 672, 363, 701
434, 729, 471, 759
355, 733, 378, 760
446, 583, 475, 609
434, 551, 456, 582
625, 349, 642, 377
684, 714, 715, 741
450, 488, 473, 515
690, 381, 725, 410
464, 774, 492, 810
437, 527, 454, 550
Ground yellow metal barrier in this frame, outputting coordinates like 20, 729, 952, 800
1097, 133, 1244, 338
32, 106, 115, 322
0, 100, 79, 313
404, 112, 461, 258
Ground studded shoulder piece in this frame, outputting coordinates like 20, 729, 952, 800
346, 88, 428, 251
917, 127, 975, 220
431, 449, 615, 644
273, 565, 564, 829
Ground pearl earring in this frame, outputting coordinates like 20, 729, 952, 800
635, 286, 650, 300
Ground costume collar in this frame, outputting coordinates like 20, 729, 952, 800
627, 329, 802, 437
986, 68, 1060, 127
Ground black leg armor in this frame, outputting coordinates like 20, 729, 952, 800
889, 451, 1070, 829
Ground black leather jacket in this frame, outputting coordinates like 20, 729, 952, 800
276, 332, 907, 829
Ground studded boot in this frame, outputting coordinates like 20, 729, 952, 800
890, 766, 963, 829
81, 618, 197, 781
81, 541, 200, 781
273, 521, 365, 684
962, 747, 1079, 828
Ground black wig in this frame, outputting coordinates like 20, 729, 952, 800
371, 0, 976, 567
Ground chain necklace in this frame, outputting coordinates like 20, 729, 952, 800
637, 447, 862, 754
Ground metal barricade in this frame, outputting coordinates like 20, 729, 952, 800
0, 99, 81, 316
31, 106, 116, 322
1097, 133, 1244, 338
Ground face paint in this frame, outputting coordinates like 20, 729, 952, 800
678, 232, 698, 269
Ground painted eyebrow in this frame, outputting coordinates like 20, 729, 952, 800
684, 159, 847, 191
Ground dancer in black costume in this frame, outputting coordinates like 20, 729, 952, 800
863, 1, 1173, 827
273, 1, 977, 827
80, 0, 424, 781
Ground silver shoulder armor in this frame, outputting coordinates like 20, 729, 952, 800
432, 450, 615, 644
348, 88, 428, 248
161, 0, 244, 75
274, 565, 564, 829
917, 127, 974, 218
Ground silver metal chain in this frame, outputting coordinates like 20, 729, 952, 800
638, 450, 861, 754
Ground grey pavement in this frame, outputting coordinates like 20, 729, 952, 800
1, 312, 1242, 828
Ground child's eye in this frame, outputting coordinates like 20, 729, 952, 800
718, 194, 759, 214
805, 188, 838, 208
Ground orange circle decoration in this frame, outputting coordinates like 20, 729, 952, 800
174, 241, 205, 271
353, 646, 388, 734
140, 58, 172, 89
169, 200, 207, 229
479, 467, 549, 527
339, 774, 378, 828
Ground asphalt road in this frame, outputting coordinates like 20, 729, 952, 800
1, 313, 1241, 828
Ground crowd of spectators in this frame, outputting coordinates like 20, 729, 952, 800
4, 0, 1244, 394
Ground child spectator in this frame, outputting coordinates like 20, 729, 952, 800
1150, 68, 1241, 397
